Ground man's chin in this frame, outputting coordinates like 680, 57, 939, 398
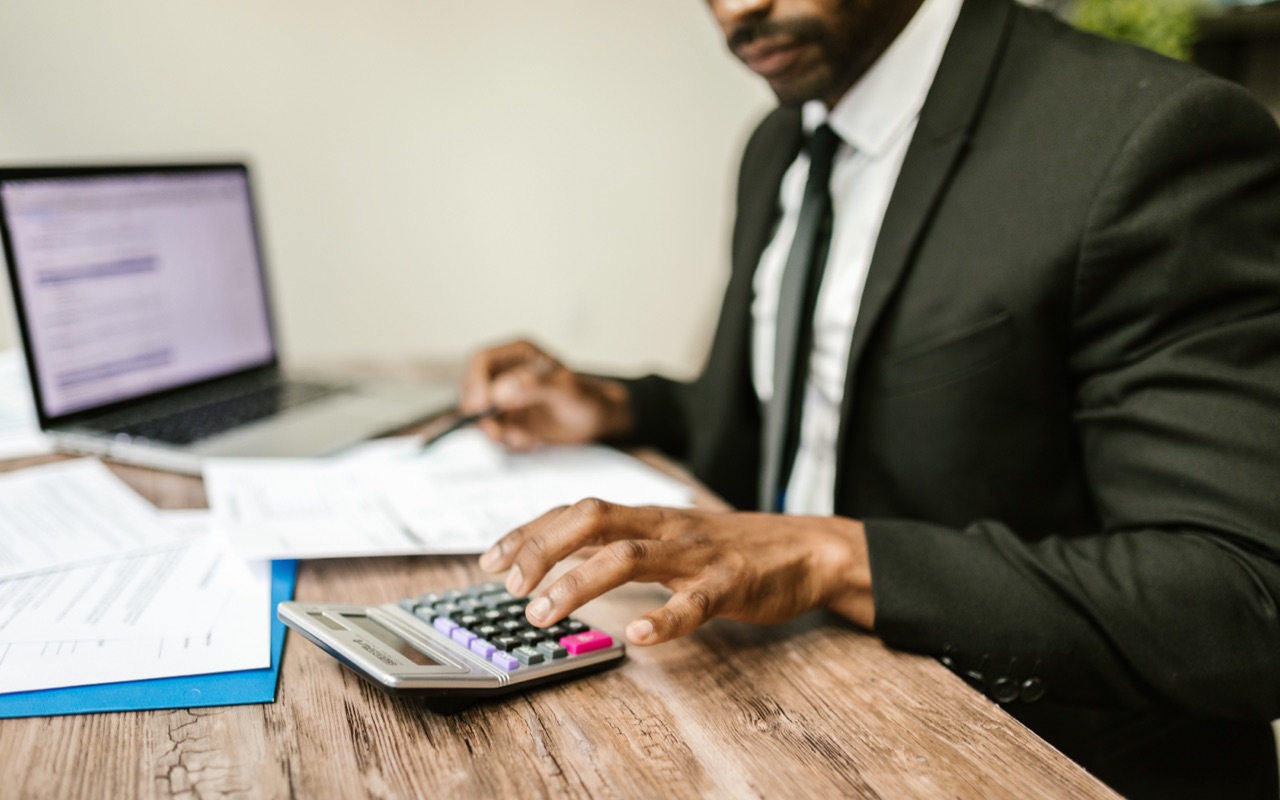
768, 81, 825, 108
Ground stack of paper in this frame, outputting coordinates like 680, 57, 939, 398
0, 459, 288, 715
205, 429, 696, 560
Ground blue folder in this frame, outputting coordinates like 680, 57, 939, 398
0, 560, 297, 719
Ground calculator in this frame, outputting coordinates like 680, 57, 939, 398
278, 582, 625, 712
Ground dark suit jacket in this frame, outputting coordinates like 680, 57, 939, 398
617, 1, 1280, 797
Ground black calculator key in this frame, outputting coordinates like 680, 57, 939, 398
457, 614, 482, 628
502, 603, 528, 617
494, 635, 522, 651
536, 641, 569, 660
480, 609, 505, 623
542, 624, 567, 639
476, 624, 502, 639
498, 619, 526, 633
563, 619, 588, 634
512, 645, 545, 666
518, 629, 547, 645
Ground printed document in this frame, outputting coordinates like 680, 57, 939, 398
0, 511, 256, 642
0, 512, 270, 694
0, 459, 186, 580
205, 430, 694, 560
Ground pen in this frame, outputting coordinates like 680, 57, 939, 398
419, 406, 500, 450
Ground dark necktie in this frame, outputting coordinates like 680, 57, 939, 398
759, 124, 841, 513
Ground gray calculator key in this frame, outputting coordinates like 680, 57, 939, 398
512, 645, 545, 666
398, 598, 417, 613
466, 582, 504, 596
482, 592, 517, 608
536, 641, 569, 660
417, 593, 442, 606
457, 598, 484, 613
432, 602, 462, 617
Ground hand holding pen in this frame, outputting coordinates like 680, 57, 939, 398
453, 339, 634, 452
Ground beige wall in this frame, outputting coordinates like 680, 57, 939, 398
0, 1, 774, 379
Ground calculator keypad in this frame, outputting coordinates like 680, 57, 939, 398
400, 584, 612, 674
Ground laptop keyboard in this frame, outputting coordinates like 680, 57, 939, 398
94, 379, 341, 445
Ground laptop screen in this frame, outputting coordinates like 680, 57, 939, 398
0, 167, 276, 419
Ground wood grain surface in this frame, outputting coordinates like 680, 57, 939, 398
0, 417, 1120, 799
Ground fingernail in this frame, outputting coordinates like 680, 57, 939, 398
527, 596, 551, 623
626, 619, 654, 644
505, 564, 524, 595
478, 546, 500, 571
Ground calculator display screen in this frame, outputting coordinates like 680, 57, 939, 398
343, 614, 442, 667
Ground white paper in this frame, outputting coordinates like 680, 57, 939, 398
203, 457, 428, 560
205, 430, 694, 560
0, 459, 186, 580
381, 431, 695, 553
0, 350, 52, 461
0, 512, 271, 694
0, 511, 259, 642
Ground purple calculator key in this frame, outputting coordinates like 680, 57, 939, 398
451, 627, 477, 648
491, 651, 520, 671
470, 638, 497, 659
433, 617, 459, 635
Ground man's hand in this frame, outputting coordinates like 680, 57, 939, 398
461, 339, 632, 451
478, 500, 875, 645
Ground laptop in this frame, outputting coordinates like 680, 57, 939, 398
0, 162, 453, 474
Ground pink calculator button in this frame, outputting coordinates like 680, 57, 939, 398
559, 630, 613, 655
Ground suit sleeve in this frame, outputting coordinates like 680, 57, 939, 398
865, 78, 1280, 721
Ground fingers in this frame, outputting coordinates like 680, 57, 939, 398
460, 339, 558, 414
480, 499, 660, 592
625, 588, 722, 646
522, 537, 690, 627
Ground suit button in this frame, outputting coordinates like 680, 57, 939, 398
1020, 677, 1045, 703
991, 677, 1019, 704
962, 669, 984, 690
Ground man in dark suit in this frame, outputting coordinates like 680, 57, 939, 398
460, 0, 1280, 796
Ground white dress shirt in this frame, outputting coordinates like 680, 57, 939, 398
751, 0, 963, 515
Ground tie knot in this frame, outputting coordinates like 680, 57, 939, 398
806, 124, 841, 170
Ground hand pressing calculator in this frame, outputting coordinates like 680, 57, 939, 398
278, 582, 625, 712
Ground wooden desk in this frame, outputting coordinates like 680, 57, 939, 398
0, 438, 1119, 798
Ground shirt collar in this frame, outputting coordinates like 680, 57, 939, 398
802, 0, 964, 158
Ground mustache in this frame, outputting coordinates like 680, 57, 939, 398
727, 16, 827, 53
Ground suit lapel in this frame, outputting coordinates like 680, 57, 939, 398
834, 0, 1017, 472
721, 109, 804, 406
